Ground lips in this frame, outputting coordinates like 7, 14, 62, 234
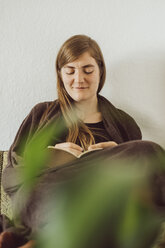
74, 87, 88, 89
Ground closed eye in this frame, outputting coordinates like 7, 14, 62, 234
84, 70, 94, 74
84, 67, 94, 74
66, 72, 74, 75
66, 70, 94, 75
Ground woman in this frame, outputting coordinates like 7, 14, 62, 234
1, 34, 165, 248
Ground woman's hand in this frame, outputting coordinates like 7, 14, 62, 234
54, 142, 83, 157
88, 141, 118, 151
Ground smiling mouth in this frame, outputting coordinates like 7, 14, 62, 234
73, 87, 88, 89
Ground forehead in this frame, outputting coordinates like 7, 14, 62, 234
64, 52, 98, 68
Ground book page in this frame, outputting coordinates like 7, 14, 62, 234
77, 147, 103, 158
48, 146, 103, 158
46, 146, 103, 168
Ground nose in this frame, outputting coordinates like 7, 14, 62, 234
74, 70, 85, 83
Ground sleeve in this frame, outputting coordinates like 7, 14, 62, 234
2, 102, 49, 194
117, 109, 142, 141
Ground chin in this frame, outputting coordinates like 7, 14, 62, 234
71, 94, 88, 102
73, 98, 86, 102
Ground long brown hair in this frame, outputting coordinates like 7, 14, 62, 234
53, 35, 106, 150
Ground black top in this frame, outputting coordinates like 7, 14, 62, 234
85, 121, 112, 143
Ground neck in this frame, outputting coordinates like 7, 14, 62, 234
74, 96, 99, 121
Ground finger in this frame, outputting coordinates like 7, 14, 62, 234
55, 142, 83, 151
88, 144, 102, 150
88, 141, 118, 150
101, 141, 118, 148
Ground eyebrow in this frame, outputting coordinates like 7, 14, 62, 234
64, 64, 95, 69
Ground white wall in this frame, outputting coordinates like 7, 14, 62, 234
1, 0, 165, 150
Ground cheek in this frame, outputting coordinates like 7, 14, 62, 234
63, 80, 74, 97
91, 72, 100, 86
61, 75, 72, 88
92, 67, 100, 81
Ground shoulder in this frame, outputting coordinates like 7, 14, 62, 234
8, 99, 60, 155
30, 99, 58, 115
14, 99, 60, 141
27, 99, 60, 121
98, 95, 142, 140
116, 108, 142, 139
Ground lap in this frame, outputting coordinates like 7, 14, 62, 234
5, 140, 165, 239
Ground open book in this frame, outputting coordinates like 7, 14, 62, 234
46, 146, 103, 168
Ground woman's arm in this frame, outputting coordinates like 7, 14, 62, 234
2, 102, 51, 195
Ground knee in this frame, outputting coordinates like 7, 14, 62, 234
123, 140, 165, 157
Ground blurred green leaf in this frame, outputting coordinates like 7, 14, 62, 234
35, 161, 163, 248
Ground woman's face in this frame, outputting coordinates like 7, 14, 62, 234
60, 52, 100, 103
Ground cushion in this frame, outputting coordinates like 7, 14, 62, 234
0, 151, 12, 220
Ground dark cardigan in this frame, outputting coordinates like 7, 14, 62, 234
3, 95, 165, 246
2, 94, 142, 194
